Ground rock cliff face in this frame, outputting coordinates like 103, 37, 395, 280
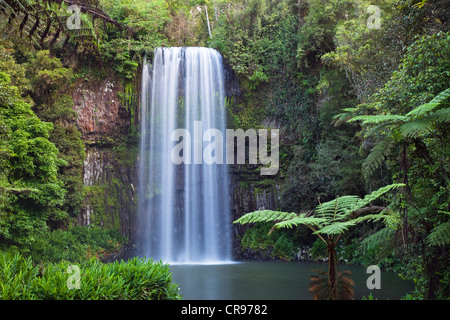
72, 78, 138, 242
72, 79, 131, 143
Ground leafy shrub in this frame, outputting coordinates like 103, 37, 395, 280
31, 225, 125, 264
310, 238, 327, 260
0, 253, 181, 300
272, 234, 296, 261
240, 223, 298, 260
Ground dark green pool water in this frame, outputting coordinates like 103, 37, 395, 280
170, 261, 414, 300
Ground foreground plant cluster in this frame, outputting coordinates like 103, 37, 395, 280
0, 252, 181, 300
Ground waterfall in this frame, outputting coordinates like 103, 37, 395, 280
138, 47, 232, 264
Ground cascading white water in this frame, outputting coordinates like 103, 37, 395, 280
138, 47, 232, 264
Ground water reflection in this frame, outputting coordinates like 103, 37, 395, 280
169, 261, 414, 300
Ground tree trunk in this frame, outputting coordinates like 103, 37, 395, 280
426, 245, 441, 299
401, 144, 410, 249
327, 239, 337, 300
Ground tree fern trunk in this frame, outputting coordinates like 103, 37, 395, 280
401, 144, 410, 249
327, 239, 337, 300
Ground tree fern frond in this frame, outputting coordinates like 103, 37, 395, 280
313, 213, 387, 236
357, 183, 404, 209
426, 107, 450, 123
348, 114, 408, 125
332, 108, 359, 126
349, 213, 391, 225
273, 214, 327, 231
405, 88, 450, 118
233, 210, 297, 225
361, 227, 396, 252
401, 108, 450, 138
362, 138, 395, 179
427, 221, 450, 247
313, 220, 358, 235
400, 118, 432, 138
314, 184, 402, 224
315, 195, 361, 220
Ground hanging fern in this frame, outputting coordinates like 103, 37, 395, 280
0, 0, 121, 53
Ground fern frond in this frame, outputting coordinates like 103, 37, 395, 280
405, 88, 450, 118
315, 196, 361, 223
426, 107, 450, 123
234, 210, 297, 225
400, 118, 432, 138
401, 108, 450, 137
313, 220, 358, 235
313, 213, 389, 235
348, 114, 408, 125
361, 227, 396, 252
332, 108, 358, 126
273, 214, 327, 230
362, 138, 395, 179
315, 184, 403, 223
357, 183, 404, 209
427, 221, 450, 247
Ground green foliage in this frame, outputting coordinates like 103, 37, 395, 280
239, 223, 298, 260
333, 27, 450, 299
0, 252, 182, 300
310, 238, 327, 260
100, 0, 170, 79
25, 50, 74, 104
31, 225, 125, 264
240, 223, 273, 251
0, 71, 66, 247
427, 221, 450, 247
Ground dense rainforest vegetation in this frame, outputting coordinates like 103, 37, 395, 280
0, 0, 448, 300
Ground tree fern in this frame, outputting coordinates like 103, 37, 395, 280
234, 184, 403, 300
335, 88, 450, 182
234, 183, 404, 238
